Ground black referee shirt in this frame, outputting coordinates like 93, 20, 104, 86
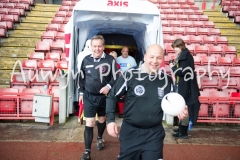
106, 65, 174, 129
78, 52, 119, 95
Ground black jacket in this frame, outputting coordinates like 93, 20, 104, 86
78, 53, 118, 95
171, 48, 200, 123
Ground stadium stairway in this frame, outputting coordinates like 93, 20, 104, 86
203, 5, 240, 56
0, 3, 60, 89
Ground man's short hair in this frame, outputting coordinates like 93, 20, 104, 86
91, 35, 105, 45
171, 38, 186, 50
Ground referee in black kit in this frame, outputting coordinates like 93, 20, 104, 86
106, 44, 188, 160
79, 35, 119, 160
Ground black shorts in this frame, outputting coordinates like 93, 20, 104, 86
83, 91, 106, 118
118, 121, 165, 160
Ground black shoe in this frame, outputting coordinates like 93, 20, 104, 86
173, 128, 179, 133
96, 139, 105, 150
118, 114, 124, 118
172, 125, 188, 139
80, 152, 91, 160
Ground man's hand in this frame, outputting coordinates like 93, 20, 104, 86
79, 95, 83, 104
178, 105, 188, 120
99, 86, 110, 95
170, 62, 175, 68
107, 122, 118, 138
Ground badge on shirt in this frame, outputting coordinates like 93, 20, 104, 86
134, 85, 145, 96
158, 87, 164, 99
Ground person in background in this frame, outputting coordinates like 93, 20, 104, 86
170, 38, 200, 139
78, 35, 119, 160
116, 46, 137, 73
109, 51, 121, 70
106, 44, 188, 160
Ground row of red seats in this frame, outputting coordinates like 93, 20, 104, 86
157, 3, 199, 9
0, 88, 59, 115
35, 40, 65, 54
162, 19, 212, 28
0, 0, 33, 5
221, 0, 240, 24
62, 0, 79, 6
199, 91, 240, 117
55, 10, 72, 17
59, 5, 74, 12
41, 31, 64, 41
161, 13, 209, 21
160, 8, 203, 15
46, 23, 65, 32
0, 2, 30, 10
165, 44, 236, 58
164, 35, 228, 46
29, 52, 66, 61
51, 16, 70, 24
150, 0, 195, 5
0, 8, 25, 16
163, 27, 220, 36
0, 13, 20, 22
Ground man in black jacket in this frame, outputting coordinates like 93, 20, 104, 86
106, 44, 188, 160
79, 35, 119, 160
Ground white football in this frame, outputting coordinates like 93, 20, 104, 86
161, 92, 186, 116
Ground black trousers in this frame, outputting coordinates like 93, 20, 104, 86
118, 121, 165, 160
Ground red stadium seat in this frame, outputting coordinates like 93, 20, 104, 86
208, 46, 224, 58
67, 11, 72, 17
201, 77, 219, 91
59, 24, 65, 32
160, 9, 174, 14
209, 28, 221, 36
10, 74, 29, 90
223, 46, 237, 59
177, 14, 188, 21
15, 3, 30, 11
204, 21, 215, 28
9, 0, 20, 3
20, 0, 33, 5
180, 20, 192, 27
61, 53, 66, 61
189, 35, 202, 44
189, 4, 199, 10
56, 60, 68, 70
161, 20, 169, 27
194, 10, 204, 15
0, 88, 18, 113
4, 3, 15, 8
38, 60, 55, 72
163, 35, 175, 43
162, 27, 172, 35
59, 5, 69, 11
167, 0, 177, 4
172, 27, 184, 35
217, 57, 233, 66
174, 35, 190, 44
45, 52, 61, 62
195, 45, 208, 57
180, 4, 190, 9
198, 15, 209, 21
173, 9, 184, 14
170, 4, 180, 9
41, 31, 56, 41
35, 41, 51, 53
215, 36, 228, 46
51, 17, 64, 24
0, 8, 8, 14
165, 14, 177, 20
192, 21, 204, 28
165, 44, 175, 55
55, 32, 65, 40
55, 11, 67, 17
188, 15, 199, 21
159, 4, 170, 9
63, 17, 70, 24
233, 57, 240, 66
193, 56, 202, 65
202, 36, 215, 45
21, 59, 37, 71
0, 22, 7, 30
184, 9, 194, 15
50, 41, 65, 53
185, 27, 198, 36
168, 20, 181, 27
29, 52, 45, 61
202, 56, 217, 66
62, 1, 72, 6
46, 24, 59, 32
197, 28, 209, 36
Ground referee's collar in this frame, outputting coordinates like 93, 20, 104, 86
90, 52, 106, 62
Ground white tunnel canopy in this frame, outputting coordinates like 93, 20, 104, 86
65, 0, 164, 111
